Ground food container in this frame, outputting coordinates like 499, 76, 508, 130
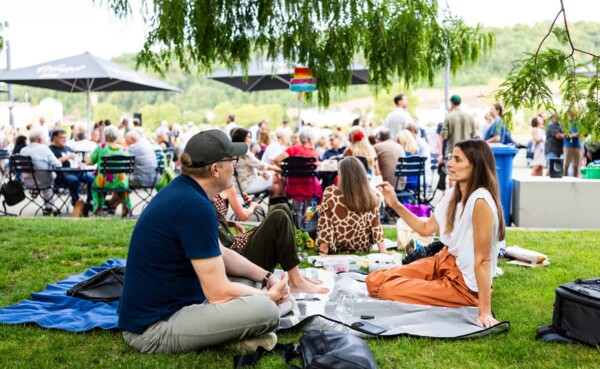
322, 258, 350, 274
367, 253, 401, 272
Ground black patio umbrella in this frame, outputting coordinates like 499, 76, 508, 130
211, 59, 368, 92
211, 59, 368, 126
0, 52, 181, 126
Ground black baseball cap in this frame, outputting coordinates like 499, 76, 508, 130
184, 130, 247, 167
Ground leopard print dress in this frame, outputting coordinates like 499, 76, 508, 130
316, 186, 384, 253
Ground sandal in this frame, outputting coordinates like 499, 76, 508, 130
42, 208, 60, 217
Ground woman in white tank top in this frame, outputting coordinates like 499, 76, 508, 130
366, 139, 506, 328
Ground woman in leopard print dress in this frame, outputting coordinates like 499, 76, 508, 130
317, 157, 387, 254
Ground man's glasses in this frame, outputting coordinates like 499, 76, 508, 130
218, 156, 239, 167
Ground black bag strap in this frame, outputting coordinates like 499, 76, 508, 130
233, 343, 302, 369
535, 325, 576, 345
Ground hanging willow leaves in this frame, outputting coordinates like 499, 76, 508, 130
494, 0, 600, 139
98, 0, 493, 107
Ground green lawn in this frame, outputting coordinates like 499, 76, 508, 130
0, 218, 598, 368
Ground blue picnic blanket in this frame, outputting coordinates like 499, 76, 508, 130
0, 258, 125, 332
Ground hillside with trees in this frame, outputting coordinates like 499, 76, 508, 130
5, 21, 599, 131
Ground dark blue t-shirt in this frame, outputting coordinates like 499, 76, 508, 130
118, 174, 221, 334
485, 118, 506, 142
49, 145, 74, 168
322, 147, 346, 160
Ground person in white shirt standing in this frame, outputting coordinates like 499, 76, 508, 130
385, 94, 413, 140
367, 139, 505, 329
223, 115, 238, 138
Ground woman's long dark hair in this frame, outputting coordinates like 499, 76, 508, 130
445, 139, 506, 241
494, 103, 503, 117
338, 157, 378, 213
230, 127, 249, 143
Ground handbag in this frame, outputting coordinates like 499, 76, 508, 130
234, 330, 378, 369
66, 266, 125, 302
291, 200, 319, 240
155, 168, 175, 191
1, 179, 26, 206
217, 213, 236, 249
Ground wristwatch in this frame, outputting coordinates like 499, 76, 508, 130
261, 272, 272, 289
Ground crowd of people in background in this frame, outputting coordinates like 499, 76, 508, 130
2, 91, 599, 217
3, 92, 597, 353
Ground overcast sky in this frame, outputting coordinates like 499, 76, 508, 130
0, 0, 598, 69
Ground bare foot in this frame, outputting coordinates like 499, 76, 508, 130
304, 276, 324, 285
289, 277, 330, 294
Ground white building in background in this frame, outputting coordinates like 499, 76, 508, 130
37, 98, 63, 124
0, 98, 63, 128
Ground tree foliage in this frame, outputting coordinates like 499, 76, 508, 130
494, 0, 600, 139
100, 0, 493, 107
212, 101, 284, 129
93, 102, 121, 123
0, 23, 4, 53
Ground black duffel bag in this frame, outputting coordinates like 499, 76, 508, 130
67, 266, 125, 302
536, 278, 600, 347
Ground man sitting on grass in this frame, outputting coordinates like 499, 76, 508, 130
119, 130, 289, 353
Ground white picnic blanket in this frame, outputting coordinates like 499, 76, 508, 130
278, 268, 510, 339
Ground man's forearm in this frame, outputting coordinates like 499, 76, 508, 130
221, 245, 268, 284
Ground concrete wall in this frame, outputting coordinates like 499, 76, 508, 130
512, 177, 600, 229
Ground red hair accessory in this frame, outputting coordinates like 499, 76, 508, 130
352, 130, 364, 142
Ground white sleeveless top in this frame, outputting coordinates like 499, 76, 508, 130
433, 187, 499, 292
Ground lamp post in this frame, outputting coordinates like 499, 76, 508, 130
4, 21, 14, 128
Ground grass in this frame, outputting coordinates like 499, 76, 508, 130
0, 218, 599, 368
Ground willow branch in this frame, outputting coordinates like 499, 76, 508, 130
534, 8, 563, 64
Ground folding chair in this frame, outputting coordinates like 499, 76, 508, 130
1, 152, 18, 216
9, 155, 58, 216
425, 153, 442, 204
131, 151, 165, 213
394, 156, 427, 205
280, 156, 321, 200
280, 156, 322, 235
354, 155, 370, 173
95, 155, 135, 215
50, 175, 74, 214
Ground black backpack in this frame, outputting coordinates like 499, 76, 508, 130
1, 179, 25, 206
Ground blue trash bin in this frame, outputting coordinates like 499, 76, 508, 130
489, 143, 518, 226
